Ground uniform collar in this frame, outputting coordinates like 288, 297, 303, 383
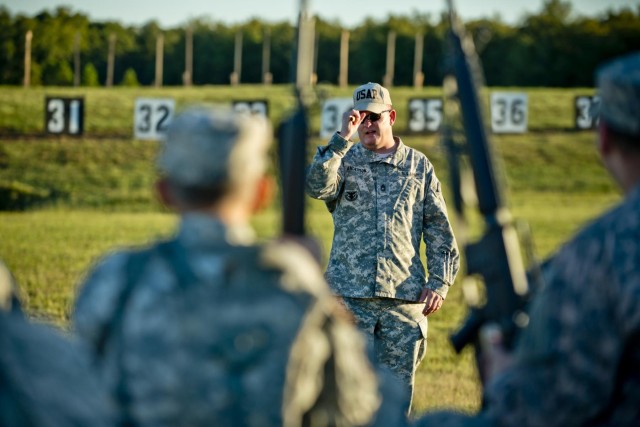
177, 213, 256, 248
358, 136, 408, 166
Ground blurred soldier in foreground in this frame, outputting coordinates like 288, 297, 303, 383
415, 51, 640, 427
0, 259, 116, 427
73, 106, 407, 427
306, 82, 460, 412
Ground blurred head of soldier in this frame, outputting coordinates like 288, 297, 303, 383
155, 106, 273, 222
352, 82, 397, 152
596, 51, 640, 193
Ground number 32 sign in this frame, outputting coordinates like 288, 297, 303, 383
134, 98, 175, 140
490, 92, 528, 134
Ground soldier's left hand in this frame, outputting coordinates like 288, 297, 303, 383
419, 288, 443, 316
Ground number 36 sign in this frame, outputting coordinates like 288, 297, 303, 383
134, 98, 175, 140
490, 92, 528, 134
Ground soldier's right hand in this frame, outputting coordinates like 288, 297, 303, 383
339, 109, 365, 140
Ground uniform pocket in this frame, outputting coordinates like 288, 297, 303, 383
416, 317, 429, 366
417, 317, 428, 340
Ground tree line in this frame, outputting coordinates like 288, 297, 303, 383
1, 0, 639, 88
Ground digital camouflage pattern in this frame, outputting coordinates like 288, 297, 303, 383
73, 214, 391, 427
342, 297, 428, 413
156, 106, 271, 188
597, 51, 640, 137
415, 184, 640, 427
305, 132, 459, 301
0, 260, 116, 427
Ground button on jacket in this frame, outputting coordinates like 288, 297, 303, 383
306, 132, 460, 301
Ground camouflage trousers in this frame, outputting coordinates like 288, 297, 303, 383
340, 297, 428, 414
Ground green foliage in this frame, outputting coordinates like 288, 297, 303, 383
120, 67, 140, 86
1, 5, 639, 86
29, 62, 43, 86
82, 62, 99, 86
42, 60, 73, 85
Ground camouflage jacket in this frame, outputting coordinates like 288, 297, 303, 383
415, 184, 640, 427
73, 213, 398, 427
305, 133, 459, 301
0, 260, 117, 427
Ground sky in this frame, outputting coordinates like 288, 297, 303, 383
3, 0, 638, 28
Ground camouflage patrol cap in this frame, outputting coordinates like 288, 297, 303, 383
157, 106, 271, 187
596, 51, 640, 137
353, 82, 392, 113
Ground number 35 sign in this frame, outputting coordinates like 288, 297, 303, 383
134, 98, 175, 140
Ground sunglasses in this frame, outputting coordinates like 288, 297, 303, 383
361, 110, 392, 123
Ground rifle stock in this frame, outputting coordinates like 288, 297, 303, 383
443, 0, 533, 357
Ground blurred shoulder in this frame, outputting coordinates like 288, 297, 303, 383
258, 238, 329, 297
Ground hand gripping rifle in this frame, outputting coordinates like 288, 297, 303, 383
442, 0, 538, 375
278, 0, 315, 237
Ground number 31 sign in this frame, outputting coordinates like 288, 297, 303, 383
134, 98, 175, 140
45, 97, 84, 135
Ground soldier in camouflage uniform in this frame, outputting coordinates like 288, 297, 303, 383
305, 82, 460, 412
73, 106, 408, 427
0, 259, 116, 427
414, 52, 640, 427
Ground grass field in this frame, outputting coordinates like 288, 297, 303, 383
0, 85, 620, 416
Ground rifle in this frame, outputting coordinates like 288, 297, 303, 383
278, 0, 315, 237
442, 0, 538, 377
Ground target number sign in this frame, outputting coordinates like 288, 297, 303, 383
407, 98, 443, 133
134, 98, 175, 140
320, 98, 353, 138
45, 97, 84, 135
575, 95, 600, 130
232, 100, 269, 117
490, 92, 528, 134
